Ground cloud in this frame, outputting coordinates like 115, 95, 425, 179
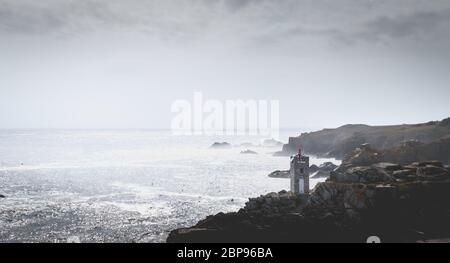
355, 8, 450, 42
1, 0, 450, 54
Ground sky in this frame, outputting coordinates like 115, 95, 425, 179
0, 0, 450, 130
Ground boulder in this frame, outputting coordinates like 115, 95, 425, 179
319, 162, 338, 172
268, 170, 290, 178
311, 162, 338, 178
0, 194, 5, 198
210, 142, 231, 149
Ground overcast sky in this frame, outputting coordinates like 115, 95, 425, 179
1, 0, 449, 129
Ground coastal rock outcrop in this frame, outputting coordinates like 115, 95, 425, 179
311, 162, 338, 178
167, 159, 450, 243
281, 118, 450, 160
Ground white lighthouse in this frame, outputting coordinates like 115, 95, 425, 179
290, 149, 310, 195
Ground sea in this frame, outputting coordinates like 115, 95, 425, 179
0, 130, 339, 243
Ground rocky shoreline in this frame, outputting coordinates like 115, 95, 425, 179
168, 119, 450, 243
278, 118, 450, 162
167, 144, 450, 243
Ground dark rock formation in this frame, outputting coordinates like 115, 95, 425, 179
210, 142, 232, 149
309, 164, 319, 174
382, 137, 450, 165
0, 194, 5, 198
334, 143, 382, 173
282, 118, 450, 160
311, 162, 338, 178
268, 170, 290, 178
167, 160, 450, 243
240, 149, 257, 155
330, 166, 394, 184
335, 140, 450, 172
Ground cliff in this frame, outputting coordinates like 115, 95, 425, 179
281, 118, 450, 160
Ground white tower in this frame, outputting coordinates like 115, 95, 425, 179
290, 149, 310, 195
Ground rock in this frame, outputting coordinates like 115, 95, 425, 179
417, 165, 450, 181
311, 171, 329, 178
319, 162, 338, 172
262, 138, 284, 147
416, 161, 444, 168
383, 139, 450, 165
372, 162, 402, 171
309, 165, 319, 173
210, 142, 231, 149
268, 170, 290, 178
311, 162, 338, 178
240, 149, 257, 155
331, 166, 394, 183
335, 144, 383, 173
330, 170, 359, 183
0, 194, 5, 198
392, 169, 417, 180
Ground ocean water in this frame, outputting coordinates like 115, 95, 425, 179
0, 130, 338, 243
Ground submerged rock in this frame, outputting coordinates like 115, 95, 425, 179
268, 170, 290, 178
210, 142, 231, 149
240, 149, 257, 155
